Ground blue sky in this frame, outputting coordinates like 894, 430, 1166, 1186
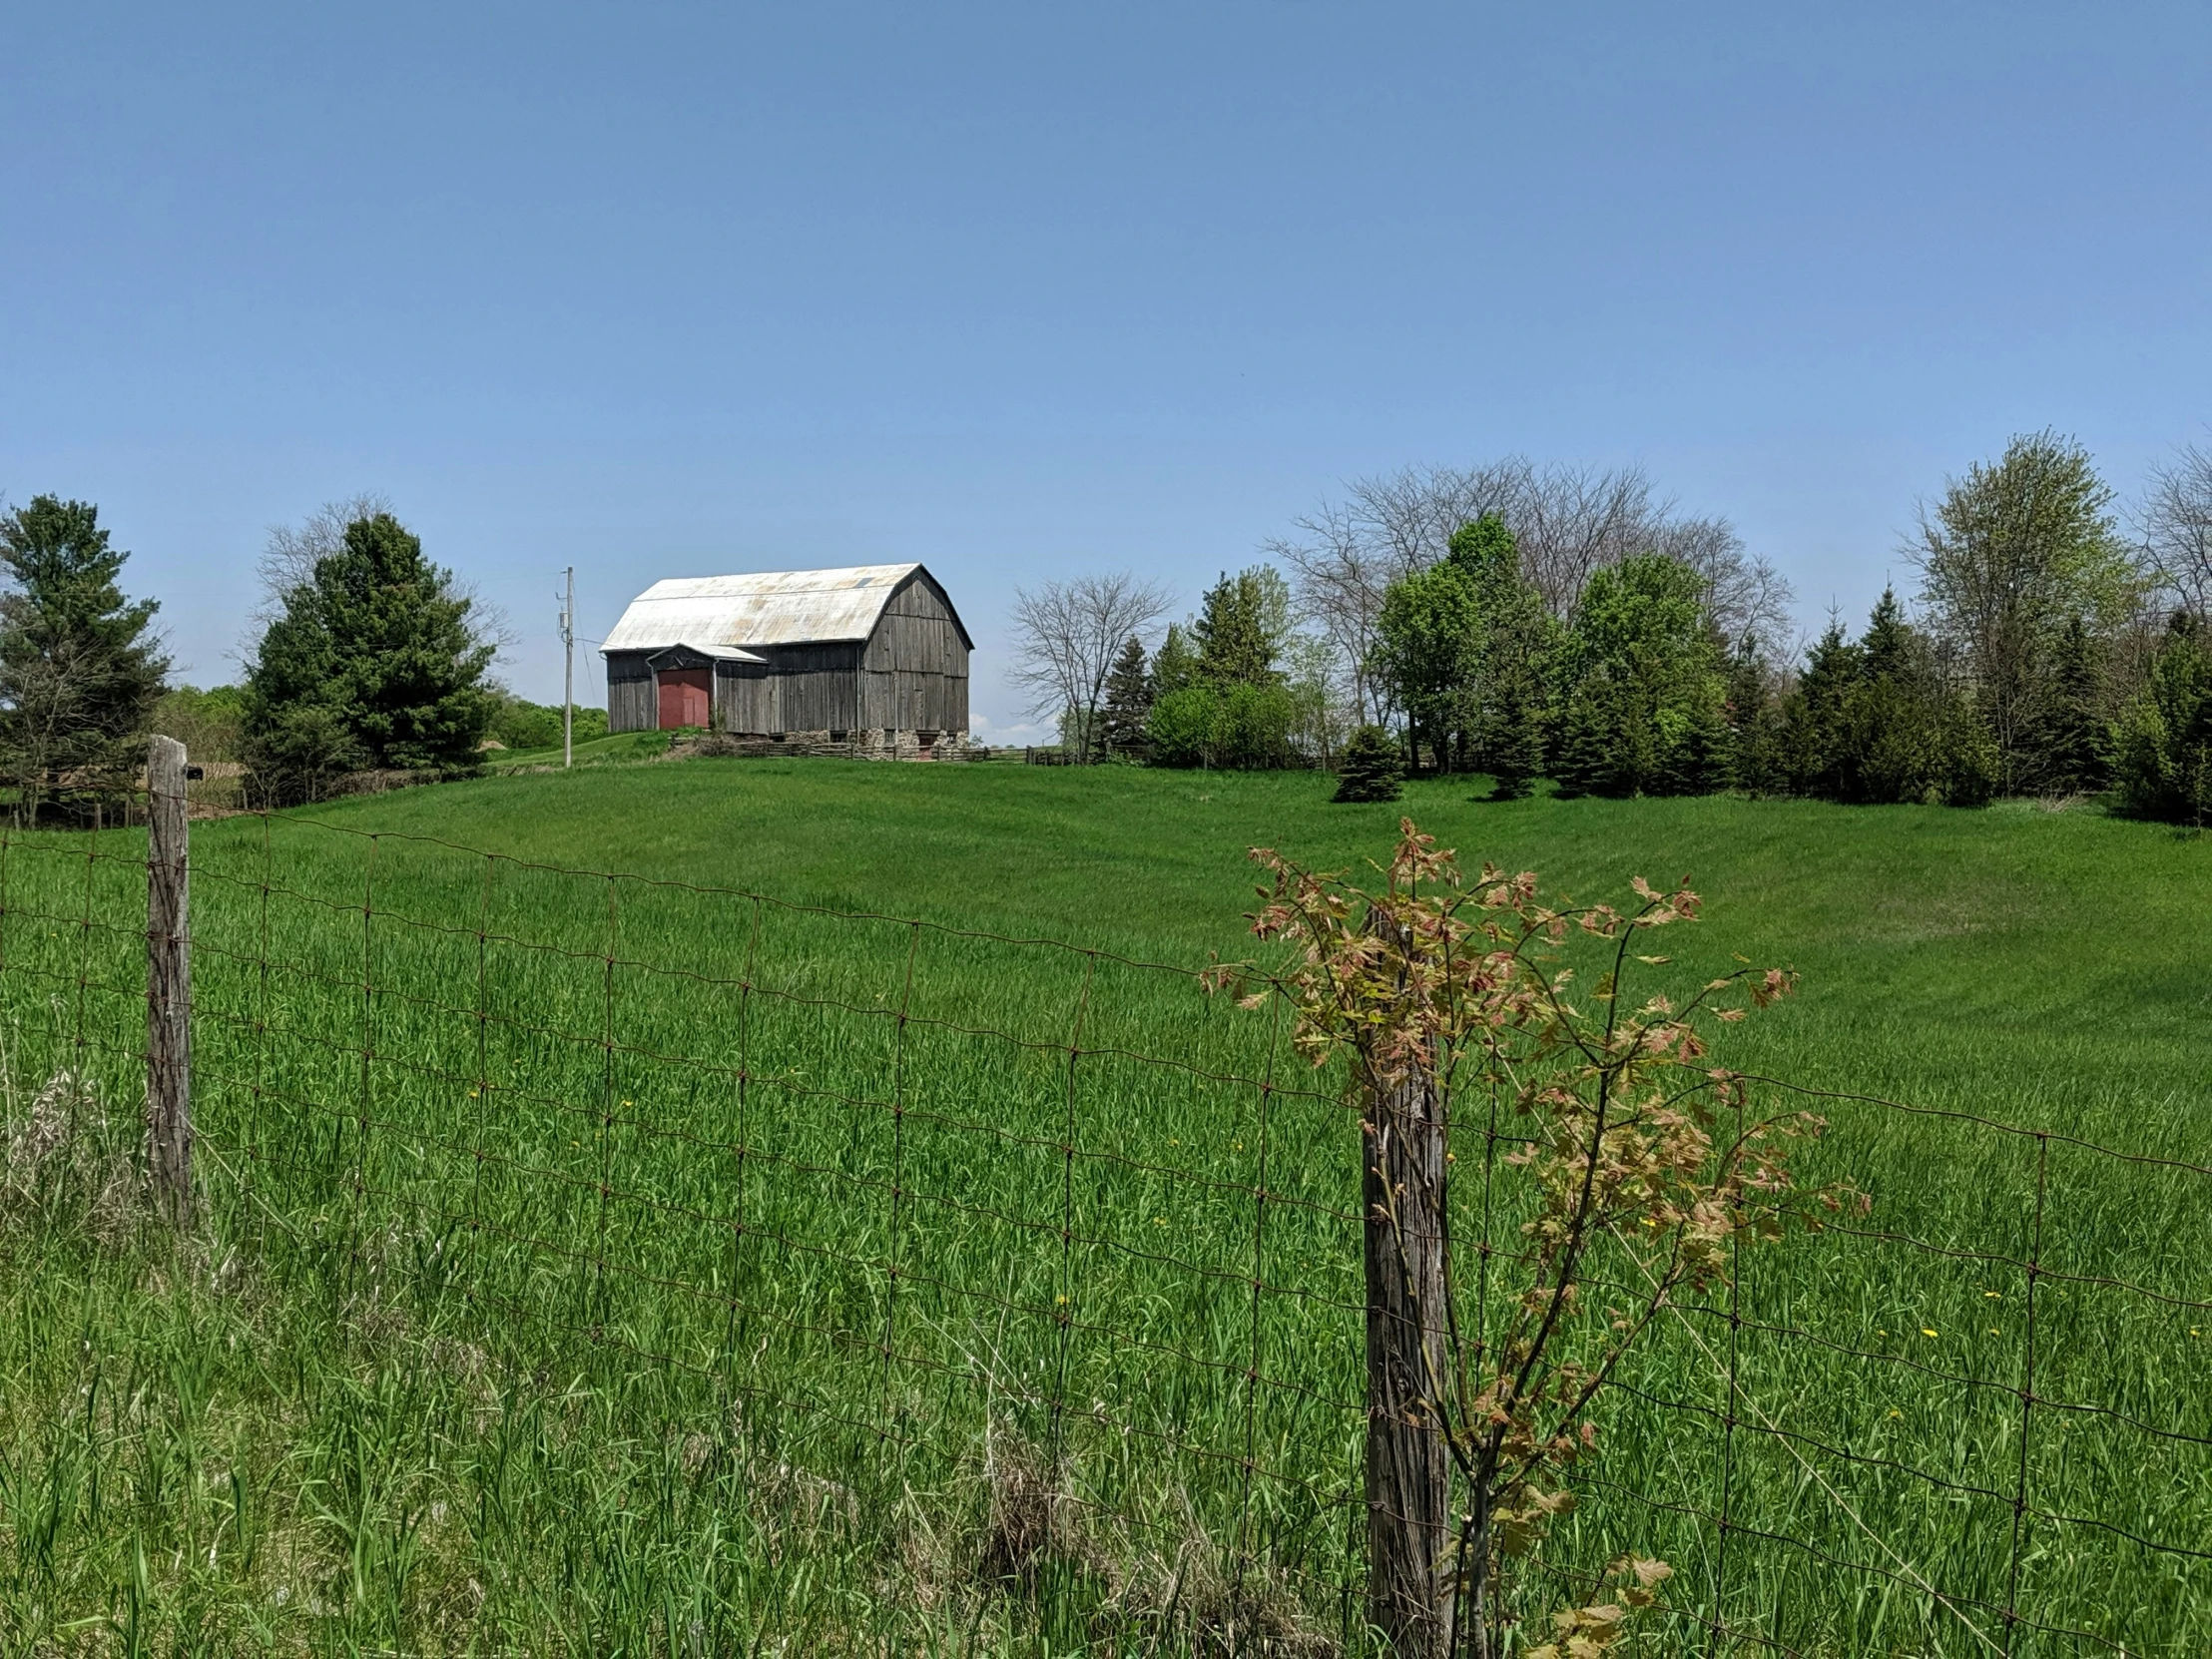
4, 2, 2207, 740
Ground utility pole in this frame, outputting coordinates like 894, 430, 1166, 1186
559, 566, 575, 769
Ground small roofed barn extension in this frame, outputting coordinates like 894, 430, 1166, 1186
600, 564, 974, 759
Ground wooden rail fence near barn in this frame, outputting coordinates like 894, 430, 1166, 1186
0, 735, 2204, 1656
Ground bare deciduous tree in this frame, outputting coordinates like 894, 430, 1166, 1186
1007, 572, 1173, 761
1647, 515, 1796, 658
2142, 441, 2212, 622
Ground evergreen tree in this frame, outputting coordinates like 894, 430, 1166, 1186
1100, 635, 1152, 757
1454, 513, 1553, 797
1551, 676, 1624, 799
1721, 644, 1785, 795
1151, 624, 1199, 698
1842, 589, 1947, 805
243, 511, 496, 802
1780, 621, 1860, 798
1332, 725, 1403, 803
2112, 612, 2212, 825
2029, 616, 2108, 795
1193, 569, 1285, 689
0, 496, 170, 825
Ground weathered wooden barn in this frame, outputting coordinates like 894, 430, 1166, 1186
600, 564, 973, 758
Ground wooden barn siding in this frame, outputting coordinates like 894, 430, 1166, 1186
859, 576, 970, 732
606, 655, 657, 733
714, 644, 864, 733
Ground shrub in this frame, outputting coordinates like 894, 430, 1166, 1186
1144, 686, 1218, 768
1332, 725, 1403, 803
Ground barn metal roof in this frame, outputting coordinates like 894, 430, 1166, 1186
601, 563, 969, 654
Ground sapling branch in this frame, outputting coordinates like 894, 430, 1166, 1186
1210, 819, 1845, 1656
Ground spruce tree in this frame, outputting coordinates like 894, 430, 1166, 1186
1844, 589, 1945, 805
1193, 569, 1284, 688
1332, 724, 1403, 803
1151, 624, 1199, 697
1100, 636, 1152, 757
2030, 616, 2108, 795
1722, 644, 1783, 795
244, 510, 496, 802
0, 496, 170, 825
1783, 622, 1860, 798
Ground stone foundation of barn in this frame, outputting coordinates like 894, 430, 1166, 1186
678, 729, 978, 763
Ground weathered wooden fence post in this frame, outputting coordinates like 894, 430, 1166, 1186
147, 734, 193, 1226
1364, 912, 1453, 1657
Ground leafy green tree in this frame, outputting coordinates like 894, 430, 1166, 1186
1215, 682, 1296, 769
1910, 430, 2142, 790
243, 510, 496, 802
2112, 612, 2212, 825
488, 694, 608, 753
1332, 724, 1403, 803
1553, 554, 1725, 798
152, 684, 247, 763
1372, 561, 1480, 774
1100, 636, 1152, 756
1145, 685, 1216, 767
0, 496, 170, 825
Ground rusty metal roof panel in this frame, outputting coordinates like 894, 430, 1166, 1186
601, 564, 925, 653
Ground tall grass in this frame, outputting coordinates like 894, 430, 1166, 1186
0, 764, 2206, 1654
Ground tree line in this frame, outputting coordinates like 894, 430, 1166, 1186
0, 492, 543, 824
1011, 433, 2212, 824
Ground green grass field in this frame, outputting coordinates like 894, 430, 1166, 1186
0, 759, 2206, 1656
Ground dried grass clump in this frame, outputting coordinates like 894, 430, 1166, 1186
2, 1070, 150, 1248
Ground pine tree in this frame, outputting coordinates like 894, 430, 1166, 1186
1783, 622, 1861, 798
1551, 678, 1623, 798
0, 496, 170, 825
1193, 569, 1284, 689
1100, 636, 1152, 757
1721, 644, 1783, 795
1843, 589, 1946, 805
1151, 624, 1199, 697
244, 510, 496, 802
1332, 724, 1403, 803
2030, 616, 2108, 795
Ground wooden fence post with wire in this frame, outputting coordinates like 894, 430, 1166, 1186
147, 733, 193, 1226
1362, 909, 1453, 1658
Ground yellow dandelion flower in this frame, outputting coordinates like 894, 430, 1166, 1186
1921, 1328, 1937, 1339
1983, 1290, 2000, 1299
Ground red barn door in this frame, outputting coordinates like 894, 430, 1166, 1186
657, 667, 711, 730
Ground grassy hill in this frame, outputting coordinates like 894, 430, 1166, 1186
0, 758, 2204, 1654
273, 755, 2212, 1149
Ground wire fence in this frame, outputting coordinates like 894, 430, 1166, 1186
0, 798, 2206, 1655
